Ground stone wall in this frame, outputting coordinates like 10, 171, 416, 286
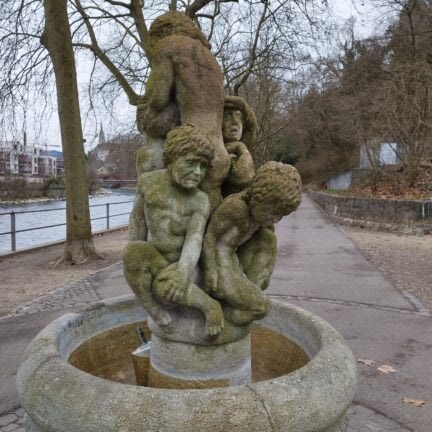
310, 191, 432, 234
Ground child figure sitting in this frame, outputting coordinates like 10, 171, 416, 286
201, 161, 302, 325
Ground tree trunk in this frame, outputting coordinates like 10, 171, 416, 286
41, 0, 97, 264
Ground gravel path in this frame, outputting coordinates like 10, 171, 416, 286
343, 226, 432, 312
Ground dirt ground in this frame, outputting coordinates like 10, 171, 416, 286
1, 225, 431, 317
343, 226, 432, 312
0, 229, 128, 316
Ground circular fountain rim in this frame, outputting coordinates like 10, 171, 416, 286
17, 295, 357, 432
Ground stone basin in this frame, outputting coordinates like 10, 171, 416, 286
17, 295, 357, 432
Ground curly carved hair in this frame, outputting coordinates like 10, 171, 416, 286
249, 161, 302, 215
163, 124, 214, 167
224, 96, 257, 151
148, 11, 210, 56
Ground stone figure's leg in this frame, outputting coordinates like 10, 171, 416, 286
153, 272, 224, 337
214, 270, 270, 325
123, 241, 172, 326
135, 138, 165, 176
237, 228, 277, 291
183, 282, 224, 336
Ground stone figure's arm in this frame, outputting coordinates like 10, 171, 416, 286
237, 228, 277, 291
128, 187, 147, 242
177, 194, 211, 281
225, 141, 255, 189
143, 54, 175, 112
202, 197, 246, 291
136, 53, 179, 137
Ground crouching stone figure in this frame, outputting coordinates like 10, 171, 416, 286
124, 124, 224, 337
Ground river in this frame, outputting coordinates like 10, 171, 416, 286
0, 190, 135, 253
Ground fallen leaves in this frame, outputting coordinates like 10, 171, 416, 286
358, 358, 375, 366
357, 359, 427, 408
358, 359, 399, 373
403, 398, 426, 407
377, 364, 398, 374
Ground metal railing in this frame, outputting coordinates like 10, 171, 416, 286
0, 200, 133, 252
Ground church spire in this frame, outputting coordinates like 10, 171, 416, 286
98, 124, 105, 145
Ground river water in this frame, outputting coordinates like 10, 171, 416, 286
0, 190, 135, 253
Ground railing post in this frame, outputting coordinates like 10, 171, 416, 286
11, 211, 16, 252
106, 203, 110, 230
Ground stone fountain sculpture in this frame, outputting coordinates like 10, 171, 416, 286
126, 11, 303, 388
17, 10, 357, 432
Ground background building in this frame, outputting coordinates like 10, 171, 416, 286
0, 141, 63, 178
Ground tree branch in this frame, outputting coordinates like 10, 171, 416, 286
233, 0, 269, 95
130, 0, 149, 55
103, 0, 131, 10
186, 0, 238, 19
73, 0, 140, 105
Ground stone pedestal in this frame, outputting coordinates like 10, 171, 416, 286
148, 333, 251, 389
147, 306, 252, 389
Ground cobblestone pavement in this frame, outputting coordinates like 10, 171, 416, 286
4, 261, 123, 318
0, 403, 411, 432
7, 277, 100, 317
0, 408, 24, 432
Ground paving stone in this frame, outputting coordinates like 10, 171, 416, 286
0, 414, 17, 427
7, 276, 101, 317
14, 410, 24, 419
2, 423, 19, 432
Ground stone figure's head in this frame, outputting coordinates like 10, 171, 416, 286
148, 11, 211, 57
249, 161, 302, 227
163, 124, 214, 190
223, 96, 257, 148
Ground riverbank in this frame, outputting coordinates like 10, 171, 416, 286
0, 191, 134, 253
0, 188, 113, 205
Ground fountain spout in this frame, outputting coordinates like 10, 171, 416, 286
131, 326, 152, 386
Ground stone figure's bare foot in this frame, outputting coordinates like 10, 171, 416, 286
204, 302, 224, 337
152, 308, 173, 329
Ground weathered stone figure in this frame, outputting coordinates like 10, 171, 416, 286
222, 96, 257, 195
202, 162, 302, 325
124, 125, 224, 336
136, 11, 230, 208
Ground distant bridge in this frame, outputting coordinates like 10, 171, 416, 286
98, 179, 137, 188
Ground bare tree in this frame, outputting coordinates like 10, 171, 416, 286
0, 0, 99, 263
377, 0, 432, 185
41, 0, 98, 263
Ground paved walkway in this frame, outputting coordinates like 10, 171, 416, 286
1, 195, 430, 431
